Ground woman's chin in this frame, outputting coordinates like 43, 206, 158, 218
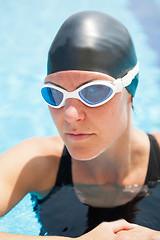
67, 146, 106, 161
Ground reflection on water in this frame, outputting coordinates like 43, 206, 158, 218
74, 182, 149, 207
34, 181, 160, 237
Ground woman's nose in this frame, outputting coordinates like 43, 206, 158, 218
64, 99, 86, 123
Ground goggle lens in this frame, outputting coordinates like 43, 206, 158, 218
41, 84, 114, 107
41, 87, 63, 106
79, 85, 113, 105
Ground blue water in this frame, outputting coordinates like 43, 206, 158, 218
0, 0, 160, 235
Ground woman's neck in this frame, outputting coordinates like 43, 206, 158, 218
72, 115, 150, 188
72, 119, 136, 186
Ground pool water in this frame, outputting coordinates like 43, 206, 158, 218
0, 0, 160, 235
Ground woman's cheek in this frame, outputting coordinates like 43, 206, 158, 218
49, 107, 63, 129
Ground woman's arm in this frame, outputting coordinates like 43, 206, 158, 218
0, 136, 62, 216
0, 233, 72, 239
0, 219, 134, 240
116, 223, 160, 240
0, 220, 159, 240
77, 220, 134, 240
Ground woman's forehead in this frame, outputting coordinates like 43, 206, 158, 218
45, 70, 115, 85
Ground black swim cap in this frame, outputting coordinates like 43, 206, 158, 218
47, 11, 138, 96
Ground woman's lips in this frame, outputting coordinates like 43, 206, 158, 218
66, 133, 94, 141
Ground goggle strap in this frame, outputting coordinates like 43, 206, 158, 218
115, 62, 139, 92
121, 62, 139, 87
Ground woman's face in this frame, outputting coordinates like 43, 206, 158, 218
45, 70, 131, 160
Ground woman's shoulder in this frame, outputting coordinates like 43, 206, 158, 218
150, 131, 160, 148
5, 135, 64, 164
23, 135, 64, 198
135, 130, 160, 149
22, 136, 64, 194
29, 135, 64, 157
1, 136, 64, 199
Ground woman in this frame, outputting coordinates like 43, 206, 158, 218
0, 11, 160, 239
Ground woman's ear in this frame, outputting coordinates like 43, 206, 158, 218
130, 96, 134, 110
125, 90, 132, 104
126, 91, 134, 109
128, 94, 133, 104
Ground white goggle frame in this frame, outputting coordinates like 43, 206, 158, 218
41, 62, 139, 108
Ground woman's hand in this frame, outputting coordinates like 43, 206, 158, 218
77, 219, 134, 240
116, 223, 160, 240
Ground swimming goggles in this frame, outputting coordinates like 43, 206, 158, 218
41, 62, 139, 108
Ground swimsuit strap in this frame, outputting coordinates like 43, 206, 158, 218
145, 134, 160, 184
35, 146, 72, 205
55, 146, 73, 186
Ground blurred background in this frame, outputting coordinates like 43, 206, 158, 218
0, 0, 160, 235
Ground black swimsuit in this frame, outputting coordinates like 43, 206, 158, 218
32, 134, 160, 237
145, 134, 160, 183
